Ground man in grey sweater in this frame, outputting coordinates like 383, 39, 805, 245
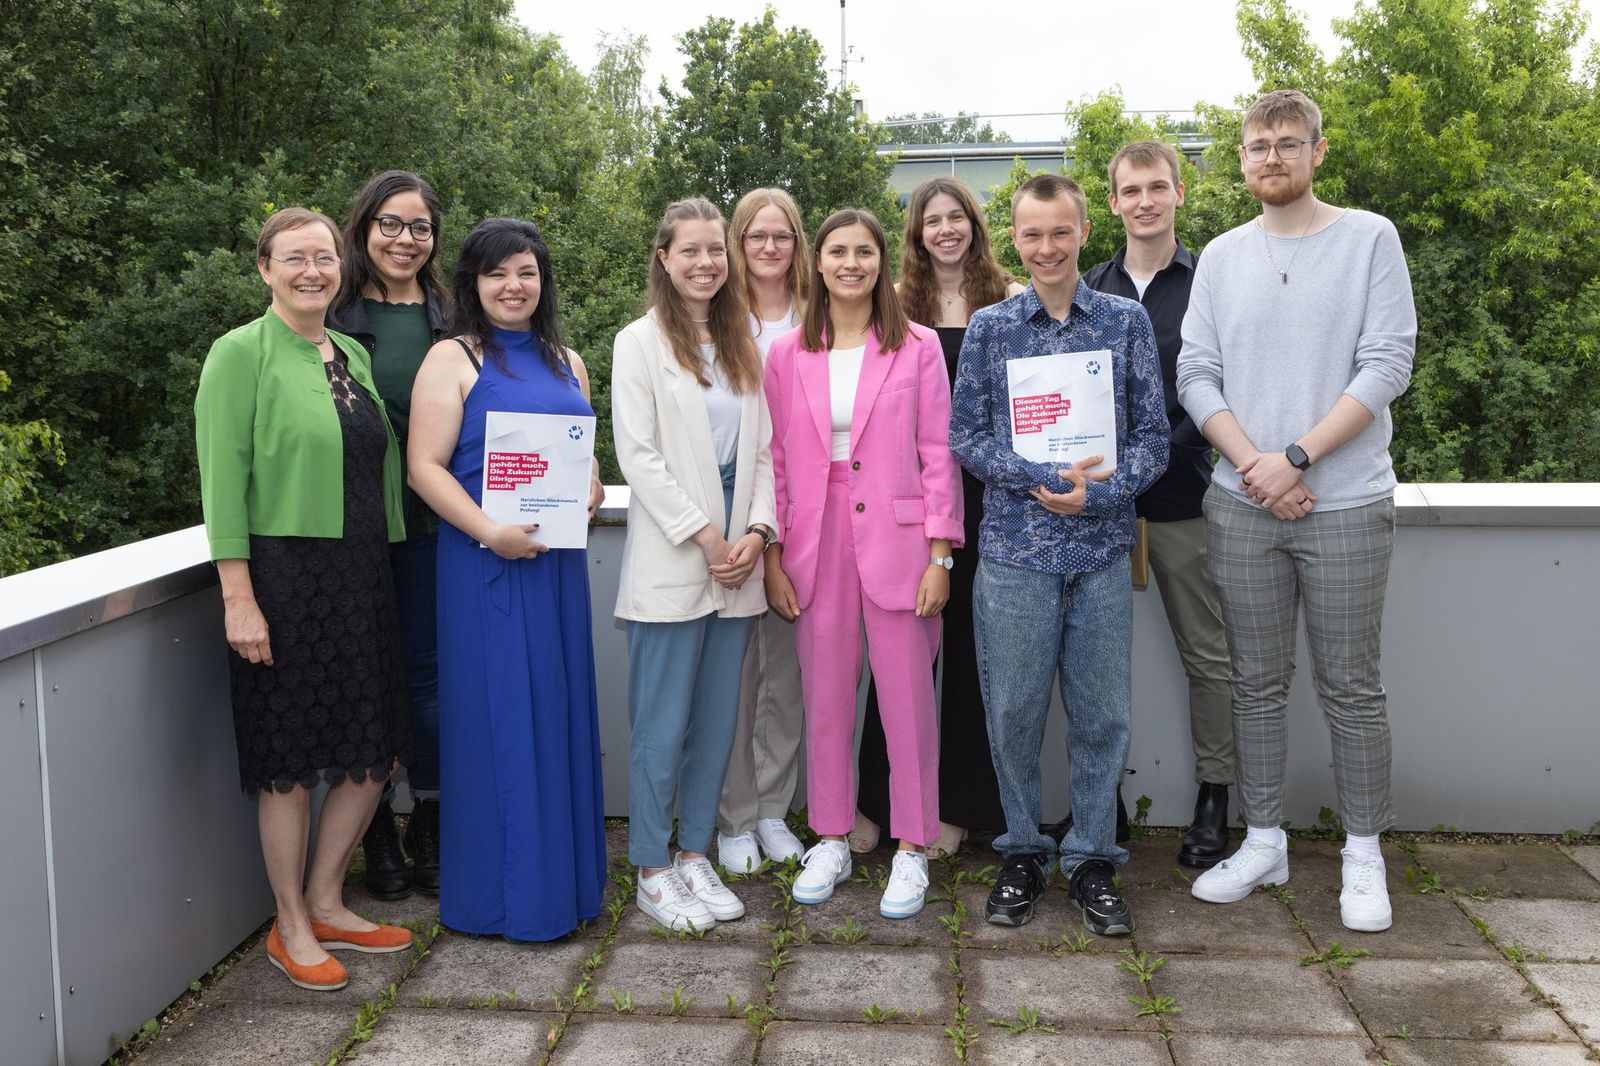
1176, 89, 1415, 933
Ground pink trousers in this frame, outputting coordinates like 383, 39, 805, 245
794, 463, 941, 846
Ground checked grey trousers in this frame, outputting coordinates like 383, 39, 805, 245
1202, 487, 1397, 836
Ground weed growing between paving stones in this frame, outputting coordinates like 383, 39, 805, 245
662, 985, 696, 1015
939, 862, 981, 1062
987, 1004, 1059, 1034
950, 863, 999, 886
862, 1004, 901, 1023
1038, 930, 1100, 954
1128, 794, 1152, 839
1301, 942, 1373, 969
853, 862, 890, 889
827, 916, 868, 943
610, 989, 635, 1013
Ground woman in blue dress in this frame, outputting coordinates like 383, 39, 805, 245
408, 218, 607, 940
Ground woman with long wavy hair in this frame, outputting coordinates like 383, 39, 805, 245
714, 187, 811, 873
612, 197, 776, 931
852, 178, 1023, 861
328, 170, 450, 902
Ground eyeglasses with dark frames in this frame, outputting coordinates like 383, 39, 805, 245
1241, 139, 1317, 162
743, 229, 797, 248
374, 215, 435, 241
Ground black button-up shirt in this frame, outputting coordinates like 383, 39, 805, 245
1084, 240, 1212, 521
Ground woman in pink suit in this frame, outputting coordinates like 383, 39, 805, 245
763, 208, 963, 919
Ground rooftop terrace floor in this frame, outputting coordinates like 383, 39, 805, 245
128, 825, 1600, 1065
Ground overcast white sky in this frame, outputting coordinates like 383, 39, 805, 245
515, 0, 1599, 141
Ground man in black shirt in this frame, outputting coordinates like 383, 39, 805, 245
1084, 140, 1233, 868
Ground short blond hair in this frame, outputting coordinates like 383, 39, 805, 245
256, 207, 342, 260
1242, 89, 1322, 142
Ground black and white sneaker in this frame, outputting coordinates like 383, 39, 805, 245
1067, 859, 1134, 936
985, 854, 1050, 926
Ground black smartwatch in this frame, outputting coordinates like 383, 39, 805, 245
1285, 443, 1312, 471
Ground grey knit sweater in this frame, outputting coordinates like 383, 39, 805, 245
1177, 208, 1416, 510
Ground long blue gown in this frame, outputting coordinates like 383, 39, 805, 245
437, 327, 606, 941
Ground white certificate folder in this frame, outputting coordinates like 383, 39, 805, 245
1005, 350, 1118, 469
480, 411, 596, 549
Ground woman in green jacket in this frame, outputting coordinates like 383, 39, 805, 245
194, 207, 413, 992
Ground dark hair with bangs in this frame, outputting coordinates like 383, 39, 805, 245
448, 218, 569, 376
333, 170, 447, 318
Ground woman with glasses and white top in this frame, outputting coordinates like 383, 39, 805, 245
715, 188, 811, 874
612, 197, 777, 931
763, 208, 964, 919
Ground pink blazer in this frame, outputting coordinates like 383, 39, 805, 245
765, 321, 964, 612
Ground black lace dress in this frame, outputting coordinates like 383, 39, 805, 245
230, 355, 412, 795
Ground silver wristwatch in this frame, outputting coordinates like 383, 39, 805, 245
929, 555, 953, 571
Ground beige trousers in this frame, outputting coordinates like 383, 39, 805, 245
717, 609, 806, 836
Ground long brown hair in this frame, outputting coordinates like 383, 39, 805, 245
333, 170, 447, 318
646, 197, 761, 394
729, 187, 810, 318
801, 208, 909, 354
898, 177, 1012, 327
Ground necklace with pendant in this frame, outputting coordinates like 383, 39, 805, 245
1259, 207, 1318, 285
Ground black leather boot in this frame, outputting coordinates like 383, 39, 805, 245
1178, 782, 1229, 868
405, 798, 440, 896
362, 801, 413, 900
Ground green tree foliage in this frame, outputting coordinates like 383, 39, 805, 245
0, 372, 67, 574
1232, 0, 1600, 481
882, 111, 1012, 144
647, 9, 900, 235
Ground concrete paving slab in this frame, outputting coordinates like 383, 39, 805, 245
1558, 844, 1600, 885
778, 868, 952, 947
1159, 956, 1361, 1035
1121, 833, 1199, 889
1169, 1033, 1377, 1065
963, 951, 1154, 1032
1340, 958, 1574, 1040
773, 944, 955, 1025
1463, 898, 1600, 962
1382, 1037, 1597, 1065
969, 1028, 1172, 1065
1418, 843, 1600, 900
354, 1006, 556, 1064
550, 1016, 754, 1065
1293, 889, 1502, 960
590, 939, 770, 1017
1130, 886, 1312, 956
399, 931, 593, 1009
757, 1020, 952, 1064
1527, 961, 1600, 1038
204, 940, 415, 1009
136, 1002, 351, 1066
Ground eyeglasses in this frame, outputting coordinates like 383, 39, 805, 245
743, 229, 796, 248
374, 215, 435, 241
1241, 139, 1317, 162
268, 254, 340, 270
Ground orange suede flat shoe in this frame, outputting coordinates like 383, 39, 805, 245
266, 924, 349, 991
310, 920, 414, 953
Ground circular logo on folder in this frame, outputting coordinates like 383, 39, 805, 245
568, 424, 584, 441
1084, 359, 1102, 376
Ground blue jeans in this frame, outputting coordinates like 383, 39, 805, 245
390, 534, 440, 795
973, 555, 1133, 873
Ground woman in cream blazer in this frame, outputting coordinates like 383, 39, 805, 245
612, 197, 776, 934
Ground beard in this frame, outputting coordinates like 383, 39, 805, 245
1246, 167, 1313, 207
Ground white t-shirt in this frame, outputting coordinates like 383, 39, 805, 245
828, 345, 867, 461
1129, 272, 1153, 299
699, 343, 742, 466
752, 306, 800, 361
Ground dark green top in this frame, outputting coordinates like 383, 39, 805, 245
363, 299, 438, 537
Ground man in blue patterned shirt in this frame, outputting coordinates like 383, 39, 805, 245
950, 173, 1169, 936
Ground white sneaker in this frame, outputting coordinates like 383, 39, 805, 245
637, 867, 715, 932
880, 850, 930, 919
1191, 837, 1289, 903
756, 818, 804, 863
1339, 849, 1393, 932
675, 854, 746, 921
792, 840, 852, 904
717, 831, 762, 873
